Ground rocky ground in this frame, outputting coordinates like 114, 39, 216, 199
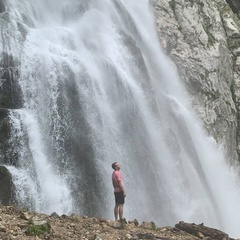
0, 205, 237, 240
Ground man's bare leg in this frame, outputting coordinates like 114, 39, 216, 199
114, 204, 119, 220
119, 204, 123, 220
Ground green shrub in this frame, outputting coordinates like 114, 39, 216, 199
26, 223, 49, 236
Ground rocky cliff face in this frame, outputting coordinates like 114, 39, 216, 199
0, 1, 239, 164
153, 0, 240, 165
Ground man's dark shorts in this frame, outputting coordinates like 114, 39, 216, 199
114, 191, 125, 204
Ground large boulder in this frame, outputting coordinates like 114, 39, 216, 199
175, 221, 230, 240
0, 165, 15, 205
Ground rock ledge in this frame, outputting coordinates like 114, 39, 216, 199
0, 205, 237, 240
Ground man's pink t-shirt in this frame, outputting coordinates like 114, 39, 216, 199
112, 170, 123, 192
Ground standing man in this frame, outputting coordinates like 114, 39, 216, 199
112, 162, 126, 221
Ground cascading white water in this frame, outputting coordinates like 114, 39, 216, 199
7, 110, 73, 214
2, 0, 240, 237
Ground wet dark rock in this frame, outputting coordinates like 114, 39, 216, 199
0, 112, 12, 166
0, 166, 14, 205
0, 53, 23, 109
0, 0, 5, 13
0, 108, 8, 119
0, 115, 9, 157
226, 0, 240, 14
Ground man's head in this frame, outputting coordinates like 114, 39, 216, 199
112, 162, 121, 170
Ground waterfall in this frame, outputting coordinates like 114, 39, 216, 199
1, 0, 240, 237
